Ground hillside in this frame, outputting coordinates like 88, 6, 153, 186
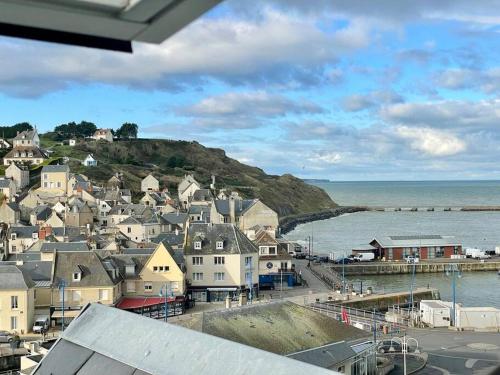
43, 137, 337, 217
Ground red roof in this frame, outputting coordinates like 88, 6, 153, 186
116, 296, 183, 310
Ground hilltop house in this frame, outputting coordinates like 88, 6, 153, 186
39, 164, 70, 194
0, 265, 35, 334
82, 154, 97, 167
5, 163, 29, 192
184, 223, 259, 302
141, 174, 159, 192
92, 128, 113, 142
3, 129, 47, 165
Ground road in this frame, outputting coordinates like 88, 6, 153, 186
402, 328, 500, 375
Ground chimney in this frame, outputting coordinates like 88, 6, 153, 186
229, 196, 235, 224
210, 175, 216, 190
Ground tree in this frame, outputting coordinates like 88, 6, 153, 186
54, 121, 97, 138
0, 122, 33, 139
115, 123, 138, 139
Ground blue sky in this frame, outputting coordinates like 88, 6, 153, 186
1, 0, 500, 181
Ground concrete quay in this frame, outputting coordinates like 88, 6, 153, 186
328, 261, 500, 276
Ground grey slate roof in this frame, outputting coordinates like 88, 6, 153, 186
41, 242, 90, 253
42, 164, 70, 173
19, 261, 52, 282
371, 235, 461, 248
0, 265, 35, 289
191, 189, 213, 202
31, 303, 333, 375
185, 223, 258, 255
287, 341, 357, 369
52, 251, 120, 287
7, 252, 41, 262
161, 212, 188, 225
13, 130, 36, 140
10, 225, 39, 238
0, 179, 13, 188
150, 233, 184, 247
32, 205, 52, 221
214, 198, 256, 216
110, 254, 150, 279
121, 248, 156, 255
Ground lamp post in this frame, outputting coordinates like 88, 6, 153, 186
305, 236, 311, 267
445, 264, 461, 326
342, 251, 346, 294
409, 258, 416, 323
160, 283, 171, 322
58, 279, 66, 332
391, 334, 419, 375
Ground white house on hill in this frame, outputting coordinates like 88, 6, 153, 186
82, 154, 97, 167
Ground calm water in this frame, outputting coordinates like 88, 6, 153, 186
285, 181, 500, 307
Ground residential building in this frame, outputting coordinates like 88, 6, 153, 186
69, 139, 76, 146
213, 197, 279, 234
8, 225, 39, 254
92, 128, 113, 142
0, 265, 35, 334
369, 235, 463, 261
68, 174, 92, 194
82, 154, 97, 167
4, 130, 46, 166
160, 212, 188, 232
140, 191, 171, 209
39, 164, 70, 194
30, 303, 333, 375
178, 174, 201, 208
50, 251, 122, 325
29, 205, 52, 226
0, 201, 20, 224
116, 215, 165, 243
141, 174, 159, 192
0, 138, 11, 149
0, 178, 16, 201
108, 204, 153, 226
65, 201, 94, 228
12, 130, 40, 147
5, 163, 29, 192
184, 223, 259, 302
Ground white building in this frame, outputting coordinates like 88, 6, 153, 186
69, 139, 76, 146
82, 154, 97, 167
141, 174, 159, 192
420, 300, 452, 328
92, 129, 113, 142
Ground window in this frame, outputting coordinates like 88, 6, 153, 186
73, 272, 81, 282
43, 182, 48, 188
193, 272, 203, 281
11, 245, 16, 252
194, 241, 202, 250
245, 271, 252, 282
214, 256, 225, 265
127, 227, 132, 233
72, 290, 81, 302
43, 173, 48, 180
216, 241, 224, 249
127, 281, 136, 293
159, 266, 164, 272
125, 265, 135, 275
10, 296, 18, 309
214, 272, 225, 281
245, 256, 252, 267
153, 266, 158, 272
57, 182, 61, 188
144, 283, 153, 293
10, 316, 17, 330
192, 257, 203, 265
99, 289, 109, 301
268, 247, 277, 255
10, 233, 16, 240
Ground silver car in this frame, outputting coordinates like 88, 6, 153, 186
0, 331, 14, 343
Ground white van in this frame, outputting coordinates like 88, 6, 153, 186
353, 253, 375, 262
33, 316, 49, 334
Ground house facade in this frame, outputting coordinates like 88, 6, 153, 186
82, 154, 97, 167
5, 163, 29, 192
141, 174, 159, 192
4, 130, 46, 166
184, 223, 259, 302
92, 129, 113, 142
0, 265, 35, 334
39, 164, 70, 194
0, 178, 16, 200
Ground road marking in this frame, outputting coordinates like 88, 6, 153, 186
429, 353, 500, 362
465, 359, 477, 368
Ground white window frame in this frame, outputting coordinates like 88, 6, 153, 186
144, 283, 153, 293
194, 241, 202, 250
73, 272, 81, 282
216, 241, 224, 250
214, 272, 225, 281
192, 272, 203, 281
10, 296, 18, 309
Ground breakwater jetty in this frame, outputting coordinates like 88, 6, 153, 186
327, 261, 500, 276
366, 205, 500, 212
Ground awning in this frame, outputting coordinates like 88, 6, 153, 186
52, 310, 81, 318
116, 296, 183, 310
206, 288, 237, 292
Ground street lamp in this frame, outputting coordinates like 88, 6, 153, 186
409, 258, 416, 323
391, 334, 419, 375
445, 264, 461, 326
58, 279, 66, 332
305, 236, 312, 267
159, 283, 173, 322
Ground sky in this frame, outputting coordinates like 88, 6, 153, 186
1, 1, 500, 181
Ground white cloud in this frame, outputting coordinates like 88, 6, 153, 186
312, 152, 342, 164
395, 126, 466, 156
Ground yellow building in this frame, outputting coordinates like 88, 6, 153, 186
50, 251, 122, 324
39, 164, 70, 195
0, 265, 35, 334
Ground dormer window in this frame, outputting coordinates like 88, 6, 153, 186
11, 233, 16, 240
194, 241, 202, 250
125, 265, 135, 276
216, 241, 224, 250
73, 272, 81, 282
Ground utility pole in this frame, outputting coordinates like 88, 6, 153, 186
59, 279, 66, 332
445, 264, 460, 326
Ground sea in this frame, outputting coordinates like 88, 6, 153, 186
284, 180, 500, 307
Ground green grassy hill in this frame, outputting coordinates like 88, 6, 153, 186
43, 137, 337, 217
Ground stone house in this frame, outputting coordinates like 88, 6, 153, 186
5, 163, 29, 192
0, 201, 20, 224
141, 174, 159, 192
178, 175, 201, 208
65, 201, 94, 228
0, 178, 16, 201
8, 226, 39, 254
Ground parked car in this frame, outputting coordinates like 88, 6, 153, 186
353, 253, 375, 262
319, 256, 330, 263
295, 253, 306, 259
377, 340, 402, 354
335, 257, 353, 264
406, 256, 420, 264
0, 331, 14, 343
